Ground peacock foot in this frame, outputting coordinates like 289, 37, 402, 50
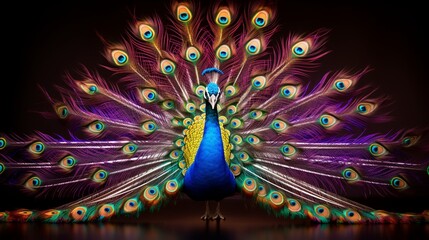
210, 213, 225, 221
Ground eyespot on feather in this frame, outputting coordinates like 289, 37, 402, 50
29, 141, 45, 154
344, 209, 362, 222
292, 41, 310, 57
160, 59, 176, 75
280, 85, 298, 99
245, 38, 262, 55
333, 79, 353, 92
99, 204, 115, 218
269, 191, 285, 209
71, 206, 87, 221
319, 114, 338, 129
25, 176, 42, 190
177, 4, 192, 23
242, 178, 257, 195
368, 142, 388, 157
139, 24, 156, 41
356, 102, 376, 115
216, 44, 232, 61
216, 9, 232, 27
342, 168, 360, 181
230, 164, 241, 176
59, 155, 77, 170
390, 176, 408, 190
141, 88, 158, 103
314, 205, 330, 218
165, 179, 179, 195
111, 50, 129, 66
287, 199, 302, 212
87, 120, 105, 134
251, 76, 267, 90
252, 10, 269, 28
123, 199, 139, 213
185, 46, 201, 63
92, 169, 109, 183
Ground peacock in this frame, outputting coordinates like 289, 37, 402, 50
0, 1, 428, 224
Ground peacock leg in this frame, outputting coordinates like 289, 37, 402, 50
201, 201, 210, 220
210, 201, 225, 221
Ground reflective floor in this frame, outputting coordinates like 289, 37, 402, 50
1, 199, 428, 240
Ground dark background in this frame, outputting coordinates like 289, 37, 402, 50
0, 0, 428, 239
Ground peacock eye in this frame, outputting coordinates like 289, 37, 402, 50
229, 118, 243, 129
216, 44, 232, 61
251, 76, 267, 90
342, 168, 360, 181
245, 134, 261, 145
356, 102, 376, 115
401, 136, 419, 147
165, 179, 179, 195
216, 9, 232, 27
88, 120, 105, 134
344, 210, 362, 222
245, 39, 262, 55
226, 104, 238, 115
80, 82, 98, 95
314, 205, 330, 218
29, 141, 45, 154
92, 169, 109, 183
55, 104, 69, 119
177, 5, 192, 22
280, 144, 297, 157
122, 142, 138, 155
169, 150, 182, 160
185, 46, 201, 62
252, 10, 269, 28
292, 41, 310, 57
123, 199, 139, 213
185, 102, 196, 113
160, 59, 176, 75
141, 89, 158, 103
25, 176, 42, 190
99, 204, 115, 218
139, 24, 156, 41
368, 142, 388, 157
333, 79, 353, 92
271, 119, 288, 133
0, 137, 6, 150
318, 114, 338, 129
0, 162, 5, 174
224, 85, 237, 97
111, 50, 129, 66
390, 176, 408, 190
287, 199, 302, 212
280, 85, 298, 99
161, 100, 175, 110
59, 155, 77, 170
141, 120, 158, 134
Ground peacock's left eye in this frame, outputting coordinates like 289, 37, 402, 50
177, 4, 192, 23
245, 38, 262, 55
216, 44, 232, 61
111, 50, 129, 66
292, 41, 310, 57
216, 9, 232, 27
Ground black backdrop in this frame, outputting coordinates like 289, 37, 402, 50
0, 0, 428, 213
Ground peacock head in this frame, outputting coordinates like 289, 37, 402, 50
205, 82, 221, 109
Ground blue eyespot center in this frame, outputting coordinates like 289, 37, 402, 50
77, 210, 83, 215
274, 122, 280, 128
129, 201, 135, 207
371, 145, 378, 153
219, 16, 228, 24
317, 207, 324, 213
348, 211, 355, 217
283, 89, 291, 96
345, 170, 351, 178
95, 123, 103, 130
294, 47, 304, 55
289, 200, 296, 206
403, 138, 411, 145
99, 172, 106, 178
393, 179, 400, 186
104, 207, 110, 212
147, 92, 155, 99
255, 17, 265, 26
0, 139, 5, 148
189, 53, 196, 59
248, 45, 257, 53
254, 81, 261, 86
248, 137, 254, 143
321, 117, 329, 125
180, 13, 189, 20
164, 65, 172, 72
148, 124, 154, 130
35, 144, 43, 152
149, 189, 156, 194
144, 31, 153, 38
246, 180, 252, 185
220, 51, 227, 57
117, 55, 127, 64
272, 194, 279, 199
358, 105, 367, 112
89, 86, 97, 92
336, 81, 345, 90
170, 182, 176, 187
283, 146, 290, 152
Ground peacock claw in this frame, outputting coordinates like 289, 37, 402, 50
210, 213, 225, 221
201, 214, 210, 221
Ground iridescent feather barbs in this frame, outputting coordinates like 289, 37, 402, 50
0, 1, 428, 223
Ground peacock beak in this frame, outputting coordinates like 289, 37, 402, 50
208, 94, 217, 109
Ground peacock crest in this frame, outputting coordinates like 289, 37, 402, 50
0, 1, 428, 223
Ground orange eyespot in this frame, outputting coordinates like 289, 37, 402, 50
99, 204, 115, 218
243, 178, 257, 195
314, 205, 330, 218
333, 79, 353, 92
287, 199, 302, 212
269, 191, 285, 208
292, 41, 310, 57
41, 209, 61, 219
252, 10, 269, 28
319, 114, 338, 129
55, 104, 69, 119
356, 102, 377, 115
280, 85, 298, 99
25, 176, 42, 190
230, 164, 241, 176
245, 38, 262, 55
344, 209, 362, 222
165, 179, 179, 195
257, 185, 267, 198
177, 4, 192, 23
71, 206, 87, 221
216, 9, 232, 27
160, 59, 176, 74
390, 176, 408, 190
139, 24, 156, 41
141, 88, 158, 103
29, 141, 45, 154
142, 186, 160, 204
216, 44, 232, 60
111, 50, 129, 66
369, 142, 388, 157
123, 199, 139, 213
